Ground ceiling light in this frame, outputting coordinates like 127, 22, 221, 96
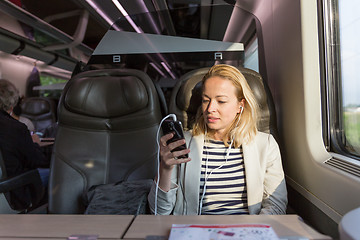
149, 62, 165, 77
112, 0, 143, 33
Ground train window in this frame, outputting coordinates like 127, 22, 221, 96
38, 74, 67, 99
244, 37, 259, 73
323, 0, 360, 158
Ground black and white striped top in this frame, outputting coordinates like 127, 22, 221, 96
199, 139, 249, 215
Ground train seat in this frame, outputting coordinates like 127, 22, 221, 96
169, 67, 279, 139
48, 69, 162, 214
169, 68, 208, 131
154, 81, 168, 117
20, 97, 57, 132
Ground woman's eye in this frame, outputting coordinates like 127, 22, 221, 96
218, 101, 226, 104
202, 99, 209, 103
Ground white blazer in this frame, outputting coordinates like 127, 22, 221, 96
148, 131, 288, 215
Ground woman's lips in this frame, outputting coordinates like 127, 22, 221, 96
207, 116, 219, 123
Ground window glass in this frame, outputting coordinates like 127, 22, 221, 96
244, 37, 259, 73
38, 75, 67, 99
339, 1, 360, 155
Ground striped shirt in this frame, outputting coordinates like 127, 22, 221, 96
199, 139, 249, 215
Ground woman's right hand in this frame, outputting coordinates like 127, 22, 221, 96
31, 132, 41, 144
157, 133, 191, 192
159, 133, 191, 171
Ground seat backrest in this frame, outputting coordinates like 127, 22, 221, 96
49, 68, 162, 214
20, 97, 57, 132
169, 67, 279, 139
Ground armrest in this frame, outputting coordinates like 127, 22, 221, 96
0, 169, 43, 193
0, 169, 45, 211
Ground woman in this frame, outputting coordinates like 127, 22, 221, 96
148, 64, 287, 215
0, 79, 49, 209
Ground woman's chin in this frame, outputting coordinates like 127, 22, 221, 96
206, 123, 218, 130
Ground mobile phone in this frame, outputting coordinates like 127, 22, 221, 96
161, 119, 188, 158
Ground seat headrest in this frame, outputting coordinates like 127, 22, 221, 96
239, 67, 268, 113
170, 67, 277, 136
58, 69, 160, 131
64, 75, 148, 118
176, 68, 208, 114
21, 98, 52, 115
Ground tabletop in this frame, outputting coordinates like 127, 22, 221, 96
0, 214, 134, 239
124, 214, 332, 240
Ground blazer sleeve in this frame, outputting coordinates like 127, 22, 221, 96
148, 167, 179, 215
259, 134, 288, 214
148, 131, 194, 215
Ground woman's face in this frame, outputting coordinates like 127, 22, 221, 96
202, 76, 242, 140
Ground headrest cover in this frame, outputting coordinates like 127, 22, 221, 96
176, 68, 209, 112
64, 75, 148, 118
240, 69, 267, 111
21, 99, 51, 115
177, 81, 202, 114
177, 78, 202, 111
176, 67, 267, 112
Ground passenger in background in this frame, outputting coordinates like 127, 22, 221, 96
0, 79, 50, 190
149, 64, 287, 215
39, 122, 58, 139
11, 97, 35, 133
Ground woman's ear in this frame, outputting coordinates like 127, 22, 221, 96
237, 99, 246, 113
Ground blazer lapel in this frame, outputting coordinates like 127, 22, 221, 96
243, 137, 263, 214
183, 133, 204, 214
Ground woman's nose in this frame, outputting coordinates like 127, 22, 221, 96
207, 101, 216, 112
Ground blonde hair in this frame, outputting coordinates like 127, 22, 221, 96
192, 64, 259, 147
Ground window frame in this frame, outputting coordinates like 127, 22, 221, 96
321, 0, 360, 160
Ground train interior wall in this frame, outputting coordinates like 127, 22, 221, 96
242, 0, 360, 238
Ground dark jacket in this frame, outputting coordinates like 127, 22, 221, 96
0, 110, 49, 208
0, 110, 49, 175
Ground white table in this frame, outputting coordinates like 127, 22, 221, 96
124, 214, 332, 240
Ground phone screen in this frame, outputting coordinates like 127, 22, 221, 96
161, 119, 188, 158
